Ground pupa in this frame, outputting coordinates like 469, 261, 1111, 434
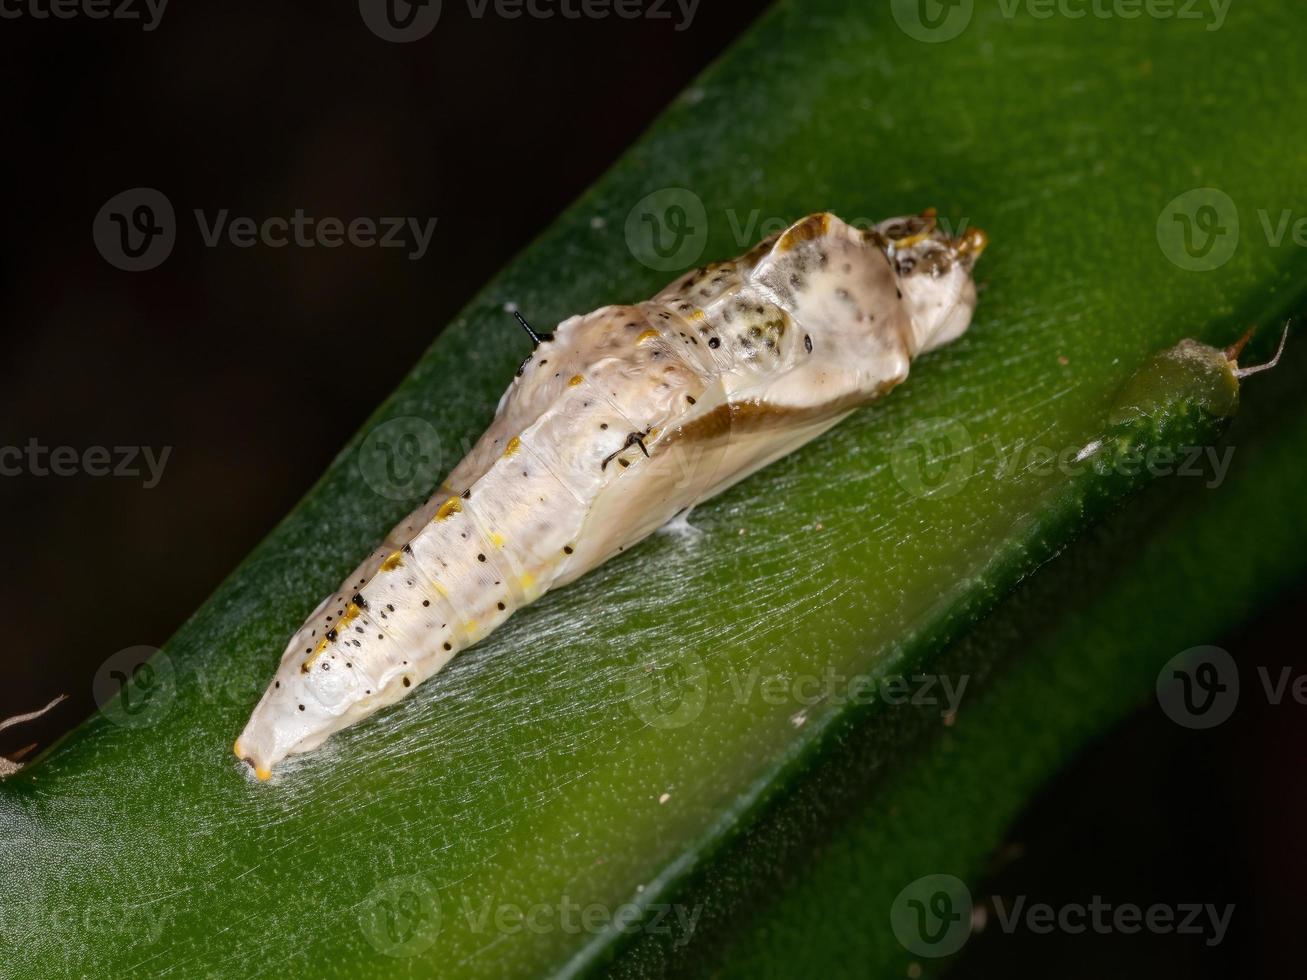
235, 210, 988, 779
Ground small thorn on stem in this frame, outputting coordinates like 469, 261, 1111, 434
1232, 320, 1291, 380
1224, 325, 1257, 362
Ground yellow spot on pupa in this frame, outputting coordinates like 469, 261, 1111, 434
435, 497, 462, 521
315, 637, 329, 654
503, 436, 521, 458
689, 309, 707, 322
489, 531, 505, 548
568, 374, 584, 387
433, 581, 448, 598
464, 620, 479, 635
255, 766, 271, 782
636, 329, 660, 343
341, 603, 362, 627
519, 571, 536, 591
381, 551, 404, 572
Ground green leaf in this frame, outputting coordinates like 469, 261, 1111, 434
3, 2, 1305, 978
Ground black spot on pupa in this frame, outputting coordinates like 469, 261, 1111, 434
403, 677, 411, 687
477, 553, 486, 562
462, 489, 471, 499
443, 642, 453, 651
352, 593, 368, 609
497, 601, 506, 610
275, 681, 280, 689
386, 603, 395, 612
298, 704, 305, 711
687, 395, 696, 405
804, 334, 813, 353
326, 629, 338, 642
708, 337, 721, 349
422, 599, 430, 607
563, 545, 574, 554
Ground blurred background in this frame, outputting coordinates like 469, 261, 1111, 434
0, 2, 1299, 975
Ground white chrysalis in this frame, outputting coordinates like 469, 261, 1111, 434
235, 211, 988, 779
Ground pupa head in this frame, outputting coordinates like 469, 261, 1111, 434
873, 209, 987, 355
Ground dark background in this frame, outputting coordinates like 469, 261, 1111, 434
0, 2, 1299, 976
